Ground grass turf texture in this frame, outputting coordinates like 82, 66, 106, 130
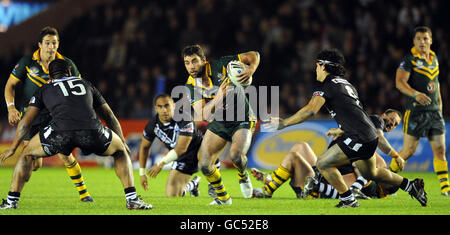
0, 167, 449, 215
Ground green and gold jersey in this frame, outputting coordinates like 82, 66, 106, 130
398, 47, 440, 112
184, 54, 255, 122
10, 49, 80, 124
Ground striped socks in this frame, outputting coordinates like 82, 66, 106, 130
65, 160, 91, 200
6, 191, 20, 205
433, 159, 450, 194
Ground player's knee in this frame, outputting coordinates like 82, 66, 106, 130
229, 148, 244, 161
112, 147, 127, 159
291, 141, 308, 153
230, 153, 247, 168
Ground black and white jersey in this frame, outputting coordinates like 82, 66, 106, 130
29, 76, 106, 131
143, 115, 203, 159
312, 75, 378, 143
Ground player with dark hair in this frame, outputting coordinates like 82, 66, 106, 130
0, 59, 152, 210
266, 49, 427, 207
139, 94, 203, 197
182, 44, 260, 205
393, 26, 449, 196
3, 26, 93, 202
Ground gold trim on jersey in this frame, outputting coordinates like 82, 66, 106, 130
191, 99, 205, 106
411, 47, 435, 65
26, 66, 48, 83
411, 60, 439, 80
32, 49, 65, 74
186, 76, 213, 89
10, 73, 21, 81
403, 110, 411, 133
26, 73, 43, 87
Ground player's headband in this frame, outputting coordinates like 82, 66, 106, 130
317, 59, 339, 66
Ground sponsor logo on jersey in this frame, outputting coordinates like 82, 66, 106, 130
331, 78, 350, 85
180, 122, 194, 133
29, 67, 39, 76
312, 91, 324, 97
427, 81, 436, 93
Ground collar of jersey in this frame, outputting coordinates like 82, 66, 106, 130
32, 49, 65, 63
411, 47, 435, 64
49, 76, 79, 84
188, 62, 213, 89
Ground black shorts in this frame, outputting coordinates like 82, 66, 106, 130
170, 145, 200, 175
403, 110, 445, 137
333, 135, 378, 163
39, 125, 113, 156
170, 145, 221, 175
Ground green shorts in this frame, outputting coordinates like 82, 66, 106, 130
207, 120, 256, 141
403, 110, 445, 137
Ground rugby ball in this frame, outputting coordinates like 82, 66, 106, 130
226, 60, 252, 87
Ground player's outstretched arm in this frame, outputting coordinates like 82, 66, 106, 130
0, 106, 39, 164
281, 95, 325, 129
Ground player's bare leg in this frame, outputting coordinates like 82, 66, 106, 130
229, 128, 253, 198
103, 131, 152, 209
289, 142, 316, 187
355, 153, 427, 206
55, 152, 93, 202
315, 144, 358, 207
1, 134, 47, 209
25, 138, 93, 202
428, 134, 449, 195
252, 142, 317, 198
165, 170, 193, 197
198, 130, 231, 205
392, 134, 419, 172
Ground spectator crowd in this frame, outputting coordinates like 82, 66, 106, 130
1, 0, 448, 120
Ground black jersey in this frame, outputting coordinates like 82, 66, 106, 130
369, 115, 385, 131
29, 76, 106, 131
313, 75, 377, 142
143, 115, 203, 160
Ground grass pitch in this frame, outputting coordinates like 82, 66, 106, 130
0, 167, 448, 215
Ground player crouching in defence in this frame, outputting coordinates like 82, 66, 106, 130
139, 94, 209, 197
0, 59, 152, 210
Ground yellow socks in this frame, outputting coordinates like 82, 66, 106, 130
205, 167, 231, 201
265, 165, 291, 196
66, 160, 91, 200
434, 158, 450, 194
